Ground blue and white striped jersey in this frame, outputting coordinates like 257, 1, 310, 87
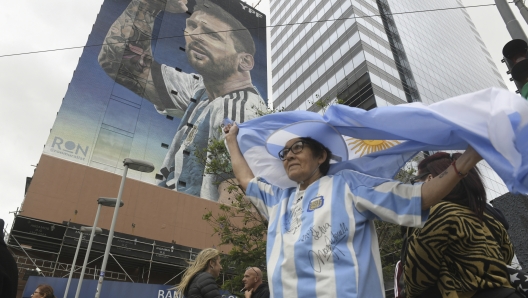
246, 169, 428, 298
151, 64, 266, 201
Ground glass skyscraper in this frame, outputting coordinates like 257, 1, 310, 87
270, 0, 509, 199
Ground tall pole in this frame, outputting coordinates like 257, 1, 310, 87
64, 231, 84, 298
495, 0, 528, 42
52, 221, 70, 277
75, 204, 102, 298
94, 165, 129, 298
513, 0, 528, 25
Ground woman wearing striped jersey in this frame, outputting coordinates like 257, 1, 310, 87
223, 121, 482, 298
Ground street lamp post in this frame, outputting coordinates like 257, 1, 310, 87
94, 158, 154, 298
74, 198, 123, 298
64, 226, 102, 298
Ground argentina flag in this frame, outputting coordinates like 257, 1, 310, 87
235, 87, 528, 194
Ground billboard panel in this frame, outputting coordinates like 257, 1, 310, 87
23, 276, 235, 298
44, 0, 267, 201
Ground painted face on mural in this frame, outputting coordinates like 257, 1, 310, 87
185, 11, 239, 78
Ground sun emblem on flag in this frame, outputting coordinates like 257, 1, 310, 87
346, 138, 400, 157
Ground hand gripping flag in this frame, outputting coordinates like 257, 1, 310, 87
235, 87, 528, 194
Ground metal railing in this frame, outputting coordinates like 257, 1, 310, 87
14, 255, 127, 281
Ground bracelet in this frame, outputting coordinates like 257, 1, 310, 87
451, 160, 468, 178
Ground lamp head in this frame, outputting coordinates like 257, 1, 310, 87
80, 226, 103, 234
123, 158, 155, 173
97, 197, 124, 207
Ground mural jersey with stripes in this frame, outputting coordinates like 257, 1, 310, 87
246, 170, 428, 298
154, 64, 265, 201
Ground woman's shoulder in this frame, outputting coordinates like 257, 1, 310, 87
194, 271, 214, 282
430, 201, 472, 214
425, 201, 479, 230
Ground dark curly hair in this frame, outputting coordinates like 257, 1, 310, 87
417, 152, 486, 220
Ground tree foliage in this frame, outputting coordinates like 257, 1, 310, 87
375, 153, 423, 284
196, 110, 275, 295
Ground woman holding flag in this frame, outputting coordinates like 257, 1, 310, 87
222, 87, 527, 298
224, 120, 483, 298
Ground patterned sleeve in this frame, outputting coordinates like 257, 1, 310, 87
150, 62, 204, 117
403, 202, 514, 297
245, 177, 286, 220
403, 203, 453, 297
485, 212, 514, 265
339, 170, 427, 227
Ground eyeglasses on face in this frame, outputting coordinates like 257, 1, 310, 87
410, 171, 430, 185
278, 141, 306, 161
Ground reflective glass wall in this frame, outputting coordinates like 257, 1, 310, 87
388, 0, 508, 199
270, 0, 509, 199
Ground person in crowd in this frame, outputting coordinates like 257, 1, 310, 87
31, 284, 55, 298
223, 120, 483, 298
403, 152, 522, 298
0, 219, 18, 298
175, 248, 223, 298
242, 267, 269, 298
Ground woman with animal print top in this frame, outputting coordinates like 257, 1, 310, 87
403, 152, 520, 298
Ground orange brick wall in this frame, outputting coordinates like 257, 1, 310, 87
22, 155, 224, 250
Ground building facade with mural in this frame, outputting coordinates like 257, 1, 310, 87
8, 0, 267, 296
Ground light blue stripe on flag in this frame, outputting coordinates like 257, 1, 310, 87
237, 88, 528, 194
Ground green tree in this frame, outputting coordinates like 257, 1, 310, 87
375, 153, 423, 284
197, 106, 277, 295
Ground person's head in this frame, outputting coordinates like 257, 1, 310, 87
31, 284, 55, 298
175, 248, 222, 295
279, 137, 332, 186
242, 266, 263, 291
185, 1, 255, 78
203, 250, 223, 278
192, 248, 222, 278
415, 152, 486, 219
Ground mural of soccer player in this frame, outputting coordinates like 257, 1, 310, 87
98, 0, 266, 201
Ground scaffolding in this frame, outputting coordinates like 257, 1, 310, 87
13, 254, 128, 281
8, 215, 200, 285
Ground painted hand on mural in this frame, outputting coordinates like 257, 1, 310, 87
98, 0, 174, 105
98, 1, 158, 100
142, 0, 188, 13
165, 0, 188, 13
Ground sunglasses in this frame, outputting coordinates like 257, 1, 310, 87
410, 171, 430, 185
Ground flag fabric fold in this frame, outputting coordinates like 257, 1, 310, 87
236, 87, 528, 194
